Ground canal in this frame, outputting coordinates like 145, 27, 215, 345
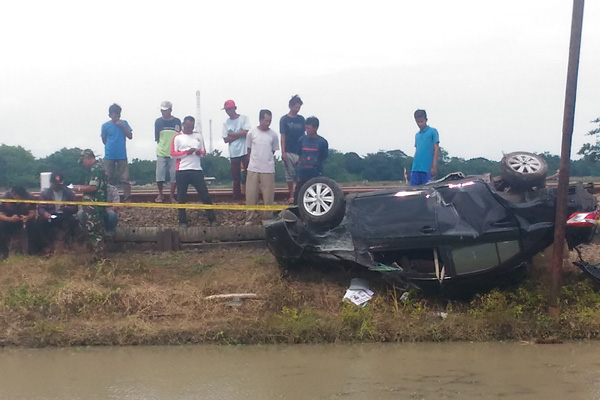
1, 342, 599, 399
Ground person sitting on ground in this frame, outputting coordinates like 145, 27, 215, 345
37, 172, 79, 256
294, 116, 329, 204
73, 149, 108, 255
105, 184, 120, 236
77, 183, 120, 238
0, 186, 40, 259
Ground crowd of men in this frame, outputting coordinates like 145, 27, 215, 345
160, 96, 332, 227
0, 96, 440, 260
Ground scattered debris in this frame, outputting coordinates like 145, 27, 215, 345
343, 278, 374, 306
205, 293, 258, 307
534, 337, 564, 345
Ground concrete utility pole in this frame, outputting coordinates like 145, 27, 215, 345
549, 0, 585, 313
195, 90, 202, 134
209, 119, 213, 154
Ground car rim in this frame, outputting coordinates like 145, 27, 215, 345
302, 182, 334, 216
506, 154, 542, 174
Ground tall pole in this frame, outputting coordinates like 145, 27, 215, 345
195, 90, 202, 134
549, 0, 585, 313
209, 119, 213, 154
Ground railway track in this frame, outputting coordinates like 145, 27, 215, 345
118, 181, 575, 203
121, 186, 393, 203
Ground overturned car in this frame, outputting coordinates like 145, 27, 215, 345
265, 152, 599, 295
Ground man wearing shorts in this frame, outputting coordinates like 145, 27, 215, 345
279, 95, 305, 203
101, 103, 133, 202
155, 101, 181, 203
222, 100, 251, 201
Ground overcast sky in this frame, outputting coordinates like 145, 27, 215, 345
1, 0, 598, 163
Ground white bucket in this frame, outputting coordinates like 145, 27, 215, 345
40, 172, 52, 191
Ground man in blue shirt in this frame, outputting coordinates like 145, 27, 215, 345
410, 109, 440, 186
294, 116, 328, 204
101, 103, 133, 202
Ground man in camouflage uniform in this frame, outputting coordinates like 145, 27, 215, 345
74, 149, 108, 254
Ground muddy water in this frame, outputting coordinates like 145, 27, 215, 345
1, 342, 599, 399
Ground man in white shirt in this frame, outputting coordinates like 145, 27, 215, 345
171, 116, 218, 228
222, 100, 251, 201
245, 109, 280, 225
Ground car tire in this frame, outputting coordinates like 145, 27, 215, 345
297, 177, 345, 229
500, 151, 548, 189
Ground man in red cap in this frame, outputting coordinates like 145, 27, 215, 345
222, 100, 251, 201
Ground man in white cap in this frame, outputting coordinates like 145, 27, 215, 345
154, 101, 181, 203
222, 100, 251, 201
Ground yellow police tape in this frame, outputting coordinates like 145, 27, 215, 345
0, 198, 287, 211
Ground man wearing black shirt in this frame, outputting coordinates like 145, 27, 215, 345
0, 186, 39, 259
279, 95, 305, 203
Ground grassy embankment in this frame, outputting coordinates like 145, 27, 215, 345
1, 245, 600, 347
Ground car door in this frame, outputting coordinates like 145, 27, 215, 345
347, 188, 440, 248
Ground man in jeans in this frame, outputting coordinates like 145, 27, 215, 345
222, 99, 250, 201
171, 116, 218, 228
101, 103, 133, 202
410, 109, 440, 186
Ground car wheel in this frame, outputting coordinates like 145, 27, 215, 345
500, 151, 548, 189
297, 177, 345, 229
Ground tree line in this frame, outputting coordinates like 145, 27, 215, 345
2, 144, 600, 191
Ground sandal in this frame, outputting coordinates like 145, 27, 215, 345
155, 195, 164, 203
